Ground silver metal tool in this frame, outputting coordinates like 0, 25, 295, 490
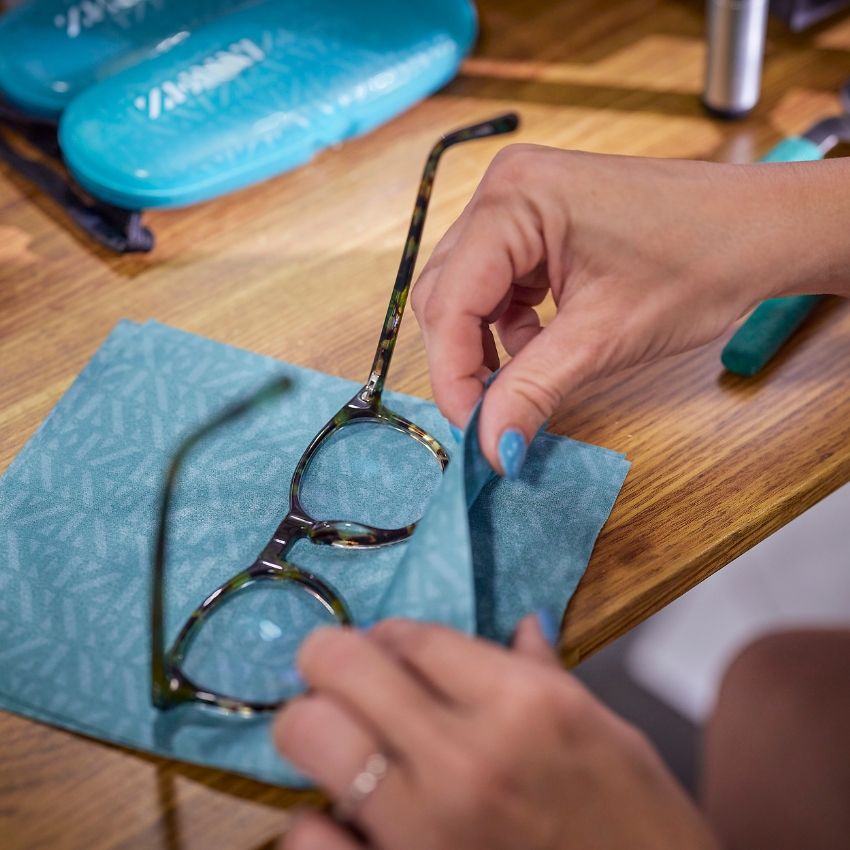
703, 0, 770, 119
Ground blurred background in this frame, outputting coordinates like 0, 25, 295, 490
575, 480, 850, 794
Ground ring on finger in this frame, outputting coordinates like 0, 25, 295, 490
333, 753, 389, 823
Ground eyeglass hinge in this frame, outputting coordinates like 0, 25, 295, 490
362, 372, 381, 400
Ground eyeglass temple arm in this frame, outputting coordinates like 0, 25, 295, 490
151, 450, 181, 707
150, 378, 291, 708
363, 113, 519, 400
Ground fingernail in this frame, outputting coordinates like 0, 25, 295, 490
449, 424, 464, 444
535, 607, 560, 648
497, 429, 527, 481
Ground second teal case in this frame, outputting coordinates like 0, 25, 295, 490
56, 0, 477, 209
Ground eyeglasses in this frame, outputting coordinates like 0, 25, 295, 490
151, 113, 519, 715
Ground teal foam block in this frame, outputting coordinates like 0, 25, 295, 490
53, 0, 477, 208
759, 136, 823, 163
0, 320, 629, 786
721, 295, 824, 376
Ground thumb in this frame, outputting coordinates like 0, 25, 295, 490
480, 306, 602, 478
511, 610, 561, 665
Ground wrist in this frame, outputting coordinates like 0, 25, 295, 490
740, 158, 850, 301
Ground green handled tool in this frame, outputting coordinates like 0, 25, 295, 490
721, 81, 850, 376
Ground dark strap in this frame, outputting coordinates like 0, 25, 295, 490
0, 98, 153, 253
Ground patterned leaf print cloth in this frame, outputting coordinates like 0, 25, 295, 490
0, 320, 629, 786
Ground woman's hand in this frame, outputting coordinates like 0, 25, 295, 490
411, 145, 850, 476
273, 617, 720, 850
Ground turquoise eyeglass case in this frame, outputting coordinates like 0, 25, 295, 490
34, 0, 476, 209
0, 0, 259, 118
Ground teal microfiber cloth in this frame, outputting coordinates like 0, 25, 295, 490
0, 320, 629, 786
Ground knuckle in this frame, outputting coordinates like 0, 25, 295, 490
550, 686, 603, 744
410, 282, 425, 316
498, 670, 587, 739
721, 632, 802, 702
411, 269, 433, 316
483, 143, 557, 195
419, 291, 446, 332
507, 370, 563, 423
504, 673, 555, 719
483, 145, 578, 210
443, 748, 513, 821
618, 720, 658, 764
488, 143, 532, 181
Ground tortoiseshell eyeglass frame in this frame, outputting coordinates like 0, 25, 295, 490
151, 113, 520, 715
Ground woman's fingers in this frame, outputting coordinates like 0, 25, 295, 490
275, 692, 411, 839
477, 290, 620, 468
296, 627, 451, 755
511, 613, 561, 665
412, 164, 550, 430
414, 235, 515, 429
284, 809, 365, 850
366, 619, 519, 707
274, 692, 380, 797
481, 321, 501, 373
495, 301, 543, 357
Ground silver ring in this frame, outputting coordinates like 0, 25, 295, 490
333, 753, 388, 822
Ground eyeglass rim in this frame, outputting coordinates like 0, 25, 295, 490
287, 388, 449, 548
154, 557, 353, 714
151, 381, 448, 714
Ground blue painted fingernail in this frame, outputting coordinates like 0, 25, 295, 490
497, 429, 527, 480
535, 607, 560, 648
449, 424, 464, 444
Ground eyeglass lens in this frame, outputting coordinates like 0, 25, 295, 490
298, 419, 442, 529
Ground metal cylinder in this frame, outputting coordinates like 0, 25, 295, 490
703, 0, 769, 119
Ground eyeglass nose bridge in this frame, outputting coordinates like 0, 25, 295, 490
310, 518, 415, 548
269, 513, 312, 550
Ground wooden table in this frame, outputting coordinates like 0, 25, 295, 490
3, 0, 850, 846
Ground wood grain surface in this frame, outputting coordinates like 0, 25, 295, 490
3, 0, 850, 846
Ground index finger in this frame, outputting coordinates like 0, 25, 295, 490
297, 626, 452, 756
367, 619, 521, 707
414, 204, 541, 428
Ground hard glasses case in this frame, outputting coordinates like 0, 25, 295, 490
0, 0, 476, 247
